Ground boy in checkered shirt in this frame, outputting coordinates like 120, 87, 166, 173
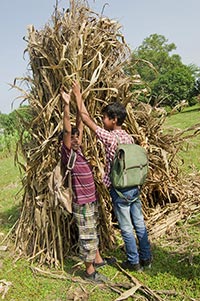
72, 81, 152, 271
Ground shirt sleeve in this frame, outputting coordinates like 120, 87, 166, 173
95, 126, 116, 147
61, 143, 70, 165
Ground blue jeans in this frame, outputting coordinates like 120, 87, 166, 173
110, 186, 151, 264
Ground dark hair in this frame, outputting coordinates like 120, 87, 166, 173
58, 127, 80, 143
102, 101, 127, 126
71, 126, 80, 136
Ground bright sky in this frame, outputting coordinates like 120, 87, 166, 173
1, 0, 200, 114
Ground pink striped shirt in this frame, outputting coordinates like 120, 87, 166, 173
61, 144, 96, 205
95, 126, 134, 187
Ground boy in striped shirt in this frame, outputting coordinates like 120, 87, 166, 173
60, 88, 108, 282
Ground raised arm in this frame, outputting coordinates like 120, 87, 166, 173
72, 81, 97, 133
60, 87, 71, 149
76, 110, 83, 144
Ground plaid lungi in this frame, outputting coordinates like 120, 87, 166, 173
72, 201, 99, 262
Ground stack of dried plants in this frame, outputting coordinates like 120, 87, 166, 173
13, 0, 200, 268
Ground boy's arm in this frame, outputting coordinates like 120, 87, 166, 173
60, 88, 71, 149
72, 81, 98, 133
76, 111, 83, 144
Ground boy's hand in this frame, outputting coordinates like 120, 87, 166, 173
60, 87, 70, 105
72, 80, 81, 96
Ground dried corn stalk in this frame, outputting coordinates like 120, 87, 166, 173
14, 0, 133, 267
13, 0, 200, 267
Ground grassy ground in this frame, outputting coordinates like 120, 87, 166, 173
164, 104, 200, 173
0, 106, 200, 300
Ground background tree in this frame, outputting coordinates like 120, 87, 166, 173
152, 65, 195, 107
0, 106, 32, 152
0, 106, 31, 135
128, 33, 199, 108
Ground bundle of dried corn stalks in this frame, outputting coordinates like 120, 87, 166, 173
127, 102, 200, 238
13, 0, 200, 267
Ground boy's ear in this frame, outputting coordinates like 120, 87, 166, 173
113, 117, 118, 124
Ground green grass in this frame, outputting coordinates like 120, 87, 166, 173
166, 104, 200, 128
0, 156, 23, 234
0, 106, 200, 300
164, 104, 200, 173
0, 205, 199, 300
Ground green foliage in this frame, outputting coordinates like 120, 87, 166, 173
190, 76, 200, 105
133, 34, 182, 82
0, 106, 33, 154
0, 106, 32, 135
129, 33, 200, 107
0, 135, 17, 157
152, 65, 195, 107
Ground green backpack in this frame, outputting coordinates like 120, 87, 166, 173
110, 142, 148, 190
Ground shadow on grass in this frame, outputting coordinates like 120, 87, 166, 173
0, 204, 21, 231
1, 204, 199, 284
64, 242, 200, 283
113, 245, 198, 278
149, 244, 200, 280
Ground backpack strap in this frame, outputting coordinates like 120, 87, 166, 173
114, 188, 139, 202
63, 149, 77, 182
66, 149, 77, 171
